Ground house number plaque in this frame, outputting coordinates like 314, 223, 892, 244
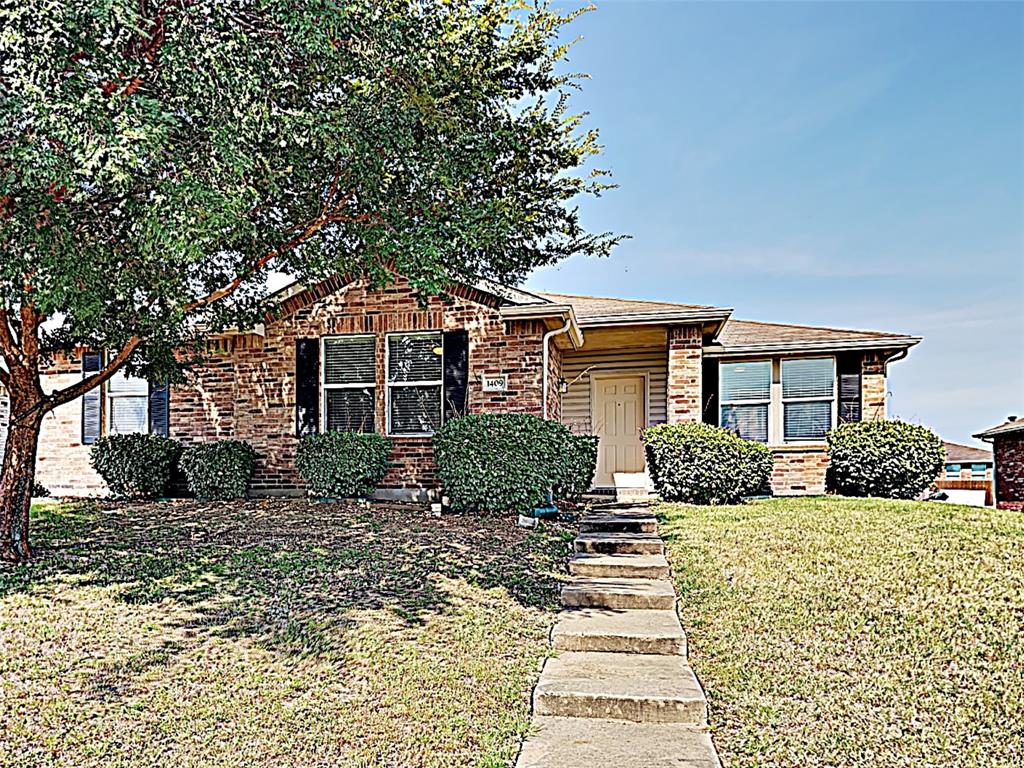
482, 374, 509, 392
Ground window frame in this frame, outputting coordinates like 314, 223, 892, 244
320, 333, 377, 434
385, 330, 444, 437
780, 356, 838, 444
104, 368, 150, 436
718, 359, 772, 444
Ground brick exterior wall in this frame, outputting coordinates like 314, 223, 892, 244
29, 278, 562, 499
861, 353, 887, 421
770, 446, 830, 495
993, 434, 1024, 511
666, 325, 703, 423
29, 352, 109, 495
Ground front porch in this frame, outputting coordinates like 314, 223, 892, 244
554, 313, 909, 497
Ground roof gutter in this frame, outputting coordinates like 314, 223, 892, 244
576, 308, 733, 329
542, 317, 573, 421
498, 303, 584, 349
703, 336, 922, 358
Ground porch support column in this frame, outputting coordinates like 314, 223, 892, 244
666, 325, 703, 423
861, 353, 887, 421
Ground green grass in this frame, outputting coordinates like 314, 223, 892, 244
0, 500, 573, 768
658, 497, 1023, 768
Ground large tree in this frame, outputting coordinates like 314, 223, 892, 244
0, 0, 618, 561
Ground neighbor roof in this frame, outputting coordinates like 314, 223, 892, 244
974, 419, 1024, 440
705, 319, 921, 356
943, 441, 993, 464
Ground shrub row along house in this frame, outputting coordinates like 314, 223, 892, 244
0, 275, 920, 499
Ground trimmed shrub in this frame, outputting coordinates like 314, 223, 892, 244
90, 434, 181, 500
179, 440, 257, 500
555, 432, 601, 503
295, 432, 391, 498
826, 420, 944, 499
433, 414, 599, 513
642, 422, 773, 505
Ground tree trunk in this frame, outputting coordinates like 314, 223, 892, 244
0, 395, 44, 563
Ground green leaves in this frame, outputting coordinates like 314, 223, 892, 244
178, 439, 257, 500
295, 432, 391, 498
1, 0, 620, 382
826, 420, 945, 499
433, 413, 598, 514
89, 434, 181, 499
643, 422, 774, 505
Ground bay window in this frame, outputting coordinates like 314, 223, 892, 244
322, 335, 376, 432
719, 361, 771, 442
387, 332, 443, 436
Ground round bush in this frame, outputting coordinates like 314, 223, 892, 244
90, 434, 181, 499
179, 440, 257, 500
433, 414, 599, 513
826, 420, 944, 499
642, 422, 773, 505
295, 432, 391, 498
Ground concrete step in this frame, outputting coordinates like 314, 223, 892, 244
553, 608, 687, 655
569, 552, 670, 579
561, 577, 676, 610
515, 716, 721, 768
580, 511, 658, 534
574, 531, 664, 556
533, 651, 708, 724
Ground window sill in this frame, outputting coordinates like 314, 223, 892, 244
769, 443, 827, 452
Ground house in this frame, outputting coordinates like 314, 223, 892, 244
941, 441, 994, 481
973, 417, 1024, 511
934, 441, 995, 506
6, 275, 921, 499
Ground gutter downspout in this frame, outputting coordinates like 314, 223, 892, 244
542, 317, 573, 421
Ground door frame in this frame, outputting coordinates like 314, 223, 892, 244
589, 370, 651, 486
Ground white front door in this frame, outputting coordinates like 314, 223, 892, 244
593, 375, 646, 487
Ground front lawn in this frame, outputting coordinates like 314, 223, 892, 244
658, 497, 1023, 768
0, 500, 572, 768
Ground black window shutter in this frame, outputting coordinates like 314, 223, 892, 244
702, 361, 719, 425
442, 330, 469, 422
81, 352, 103, 445
296, 338, 321, 436
837, 353, 862, 423
149, 382, 170, 437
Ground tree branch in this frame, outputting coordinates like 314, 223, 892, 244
47, 336, 143, 409
183, 186, 356, 314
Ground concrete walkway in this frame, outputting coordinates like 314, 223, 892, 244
516, 503, 721, 768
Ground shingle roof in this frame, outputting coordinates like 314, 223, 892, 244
943, 441, 993, 464
708, 318, 920, 354
534, 292, 730, 326
974, 419, 1024, 440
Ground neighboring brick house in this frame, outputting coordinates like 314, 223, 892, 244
4, 274, 921, 499
974, 418, 1024, 511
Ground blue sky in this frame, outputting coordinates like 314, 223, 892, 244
525, 1, 1024, 446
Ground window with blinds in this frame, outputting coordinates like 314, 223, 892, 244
781, 357, 835, 441
322, 335, 376, 433
719, 361, 770, 442
387, 332, 443, 435
107, 368, 149, 434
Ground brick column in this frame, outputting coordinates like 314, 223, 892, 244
667, 325, 702, 423
861, 353, 886, 421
